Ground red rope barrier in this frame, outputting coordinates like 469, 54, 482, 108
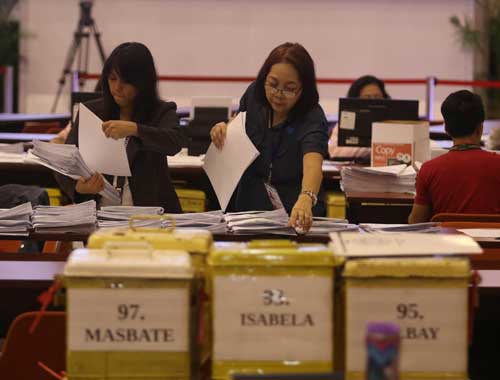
0, 66, 6, 75
78, 73, 500, 88
438, 79, 500, 88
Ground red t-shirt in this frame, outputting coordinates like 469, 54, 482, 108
415, 149, 500, 214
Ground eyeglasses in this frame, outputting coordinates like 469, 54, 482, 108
265, 82, 301, 99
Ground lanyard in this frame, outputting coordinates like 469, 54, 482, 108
449, 144, 482, 151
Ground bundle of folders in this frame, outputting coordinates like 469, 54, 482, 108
341, 164, 416, 194
98, 207, 227, 233
0, 202, 33, 236
28, 141, 120, 204
32, 200, 97, 233
98, 206, 164, 229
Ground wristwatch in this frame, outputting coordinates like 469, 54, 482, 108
300, 190, 318, 206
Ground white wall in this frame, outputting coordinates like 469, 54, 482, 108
18, 0, 474, 118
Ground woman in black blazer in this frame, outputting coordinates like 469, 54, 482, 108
58, 42, 187, 212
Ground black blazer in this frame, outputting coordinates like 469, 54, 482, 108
57, 98, 187, 213
229, 82, 329, 216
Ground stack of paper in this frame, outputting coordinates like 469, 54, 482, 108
27, 140, 120, 203
224, 209, 293, 234
164, 210, 226, 233
32, 200, 97, 233
360, 222, 441, 233
0, 142, 24, 154
0, 202, 33, 236
307, 217, 359, 235
341, 164, 416, 193
97, 206, 164, 229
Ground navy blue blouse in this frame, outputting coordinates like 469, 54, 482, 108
228, 82, 329, 215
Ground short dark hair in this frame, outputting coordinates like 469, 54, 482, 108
254, 42, 319, 118
441, 90, 485, 138
347, 75, 390, 98
101, 42, 160, 123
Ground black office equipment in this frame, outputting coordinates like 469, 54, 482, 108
337, 98, 419, 148
186, 106, 230, 155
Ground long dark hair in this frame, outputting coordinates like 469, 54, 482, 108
347, 75, 390, 98
101, 42, 160, 123
254, 42, 319, 118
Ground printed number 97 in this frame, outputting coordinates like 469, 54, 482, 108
117, 304, 140, 320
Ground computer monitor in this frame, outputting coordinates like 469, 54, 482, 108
337, 98, 419, 148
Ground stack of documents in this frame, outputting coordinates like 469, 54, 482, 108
307, 217, 359, 235
164, 210, 226, 233
32, 200, 96, 233
224, 209, 292, 234
27, 140, 120, 204
359, 222, 441, 233
341, 164, 416, 193
0, 142, 24, 154
0, 202, 33, 236
97, 206, 164, 229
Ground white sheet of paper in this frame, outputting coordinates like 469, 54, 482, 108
329, 232, 483, 257
203, 112, 259, 211
458, 228, 500, 238
78, 103, 131, 176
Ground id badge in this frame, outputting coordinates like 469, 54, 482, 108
264, 182, 285, 210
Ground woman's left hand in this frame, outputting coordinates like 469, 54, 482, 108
102, 120, 138, 140
288, 194, 313, 233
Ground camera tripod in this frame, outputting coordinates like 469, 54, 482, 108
51, 0, 106, 113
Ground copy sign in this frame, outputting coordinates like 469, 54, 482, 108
346, 286, 467, 373
68, 288, 188, 351
213, 275, 333, 361
371, 142, 413, 167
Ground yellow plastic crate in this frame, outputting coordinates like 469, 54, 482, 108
326, 192, 346, 219
209, 240, 340, 380
64, 244, 194, 380
343, 257, 470, 380
175, 188, 206, 213
46, 188, 62, 206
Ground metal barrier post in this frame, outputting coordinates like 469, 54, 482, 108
425, 76, 436, 121
2, 65, 14, 113
72, 70, 80, 93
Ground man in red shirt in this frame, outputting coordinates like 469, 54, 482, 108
409, 90, 500, 223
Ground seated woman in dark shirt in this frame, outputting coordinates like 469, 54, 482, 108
210, 42, 329, 232
57, 42, 187, 212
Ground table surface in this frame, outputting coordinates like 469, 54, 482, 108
345, 191, 415, 204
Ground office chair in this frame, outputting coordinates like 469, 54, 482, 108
0, 311, 66, 380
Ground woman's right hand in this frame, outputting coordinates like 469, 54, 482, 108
210, 122, 228, 150
75, 173, 105, 194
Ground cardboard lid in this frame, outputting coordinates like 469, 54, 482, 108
209, 240, 338, 267
343, 257, 470, 278
64, 242, 193, 278
87, 228, 213, 254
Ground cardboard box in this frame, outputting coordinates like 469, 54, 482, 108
371, 121, 430, 166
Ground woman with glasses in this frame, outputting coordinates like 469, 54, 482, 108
210, 42, 328, 233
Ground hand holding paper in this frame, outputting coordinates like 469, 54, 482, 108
203, 112, 260, 211
78, 104, 131, 176
102, 120, 138, 140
